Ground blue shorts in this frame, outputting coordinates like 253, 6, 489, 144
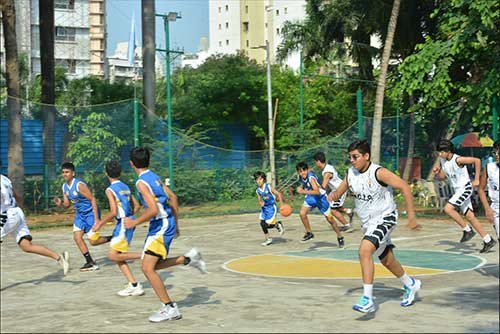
110, 218, 136, 253
303, 194, 332, 216
142, 216, 177, 260
73, 208, 100, 233
260, 204, 278, 225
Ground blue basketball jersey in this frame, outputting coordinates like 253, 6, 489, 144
298, 171, 326, 196
107, 180, 134, 219
63, 178, 92, 213
136, 170, 172, 219
256, 183, 276, 207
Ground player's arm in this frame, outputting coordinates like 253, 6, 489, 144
456, 156, 481, 186
163, 184, 181, 237
306, 177, 321, 195
53, 186, 71, 209
322, 172, 332, 191
124, 182, 158, 228
328, 178, 348, 201
432, 163, 446, 180
478, 167, 494, 223
93, 189, 116, 232
376, 168, 419, 229
78, 183, 100, 222
256, 193, 264, 207
12, 187, 24, 209
131, 194, 141, 214
271, 187, 284, 204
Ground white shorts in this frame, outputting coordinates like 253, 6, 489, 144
361, 210, 397, 259
0, 207, 31, 244
492, 202, 499, 237
448, 183, 473, 215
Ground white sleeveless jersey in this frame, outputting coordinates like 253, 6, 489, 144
486, 162, 499, 206
1, 174, 17, 212
347, 163, 396, 226
440, 154, 471, 189
322, 164, 343, 191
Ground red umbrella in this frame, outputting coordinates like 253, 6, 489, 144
451, 132, 494, 148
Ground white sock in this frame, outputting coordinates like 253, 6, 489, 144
463, 225, 472, 232
483, 234, 492, 243
363, 284, 373, 299
399, 273, 413, 287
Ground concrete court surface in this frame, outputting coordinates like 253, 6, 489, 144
1, 212, 499, 333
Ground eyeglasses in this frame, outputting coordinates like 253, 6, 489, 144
348, 154, 362, 161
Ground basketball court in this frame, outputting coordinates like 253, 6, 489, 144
1, 213, 499, 333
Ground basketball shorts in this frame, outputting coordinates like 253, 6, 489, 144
260, 204, 278, 225
448, 183, 473, 215
0, 207, 31, 244
142, 216, 177, 260
303, 194, 332, 217
110, 218, 136, 253
362, 210, 398, 260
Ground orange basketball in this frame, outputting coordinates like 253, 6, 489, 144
280, 204, 293, 217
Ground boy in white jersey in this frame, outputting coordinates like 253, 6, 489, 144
478, 140, 500, 240
313, 152, 354, 232
296, 161, 345, 247
92, 160, 144, 296
329, 140, 421, 313
1, 174, 69, 275
433, 139, 496, 253
53, 162, 112, 272
124, 147, 207, 323
253, 171, 284, 246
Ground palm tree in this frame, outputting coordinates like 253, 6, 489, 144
370, 0, 401, 163
39, 0, 56, 179
142, 0, 155, 125
2, 0, 25, 201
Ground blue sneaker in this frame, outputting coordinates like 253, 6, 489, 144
352, 295, 376, 313
401, 278, 421, 307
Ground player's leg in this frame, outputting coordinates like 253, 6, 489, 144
299, 205, 312, 233
259, 205, 275, 245
464, 209, 497, 252
353, 238, 377, 313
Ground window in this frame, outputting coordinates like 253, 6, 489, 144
55, 26, 76, 41
276, 28, 280, 34
246, 40, 249, 47
265, 22, 268, 28
55, 0, 74, 10
56, 59, 76, 73
243, 22, 249, 32
225, 22, 229, 28
245, 5, 248, 13
284, 7, 288, 14
226, 40, 229, 46
218, 24, 221, 30
218, 7, 221, 13
276, 9, 279, 16
225, 5, 228, 11
219, 41, 222, 47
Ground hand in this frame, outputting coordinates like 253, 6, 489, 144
485, 207, 495, 224
297, 188, 305, 195
471, 179, 479, 187
432, 166, 441, 174
175, 228, 180, 238
405, 216, 422, 230
123, 217, 136, 229
329, 192, 339, 202
92, 220, 102, 232
53, 197, 62, 206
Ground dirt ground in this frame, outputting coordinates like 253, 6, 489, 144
1, 212, 499, 333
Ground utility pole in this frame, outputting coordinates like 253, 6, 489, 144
155, 12, 183, 190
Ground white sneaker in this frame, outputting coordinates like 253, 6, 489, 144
148, 303, 182, 323
353, 295, 376, 313
58, 251, 70, 276
185, 248, 208, 274
261, 238, 273, 246
276, 221, 285, 236
401, 278, 421, 306
118, 282, 145, 296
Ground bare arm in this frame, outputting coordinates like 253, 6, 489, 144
124, 182, 159, 229
271, 186, 284, 205
53, 187, 71, 209
256, 193, 264, 207
93, 189, 116, 232
131, 195, 141, 214
328, 178, 348, 202
78, 183, 100, 223
321, 172, 332, 190
478, 167, 494, 223
297, 177, 321, 195
456, 156, 481, 186
376, 168, 419, 229
432, 164, 447, 181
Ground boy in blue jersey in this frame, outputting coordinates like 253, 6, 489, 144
92, 160, 144, 296
296, 162, 344, 247
54, 162, 112, 272
124, 147, 207, 323
253, 171, 285, 246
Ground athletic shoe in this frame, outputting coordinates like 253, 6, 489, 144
300, 232, 314, 243
479, 239, 497, 253
261, 238, 273, 246
401, 277, 421, 307
352, 296, 376, 313
148, 303, 182, 323
80, 262, 99, 272
276, 221, 285, 236
340, 224, 353, 233
347, 209, 355, 225
185, 248, 208, 274
58, 251, 70, 276
338, 236, 345, 249
118, 282, 145, 296
459, 230, 476, 243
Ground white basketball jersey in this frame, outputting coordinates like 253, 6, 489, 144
486, 162, 499, 207
440, 154, 471, 189
347, 163, 396, 226
1, 174, 17, 212
322, 164, 343, 191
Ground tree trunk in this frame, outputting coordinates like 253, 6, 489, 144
402, 112, 415, 182
2, 0, 25, 202
39, 0, 56, 179
142, 0, 156, 124
370, 0, 401, 163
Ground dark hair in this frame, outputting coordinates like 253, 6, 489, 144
313, 152, 326, 163
61, 162, 75, 171
348, 140, 370, 155
296, 161, 308, 171
105, 160, 121, 178
130, 147, 150, 168
253, 171, 266, 181
436, 139, 454, 153
494, 139, 500, 151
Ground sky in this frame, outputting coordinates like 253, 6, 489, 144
106, 0, 209, 56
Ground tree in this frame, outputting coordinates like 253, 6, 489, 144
39, 0, 56, 179
371, 0, 401, 164
2, 0, 25, 200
